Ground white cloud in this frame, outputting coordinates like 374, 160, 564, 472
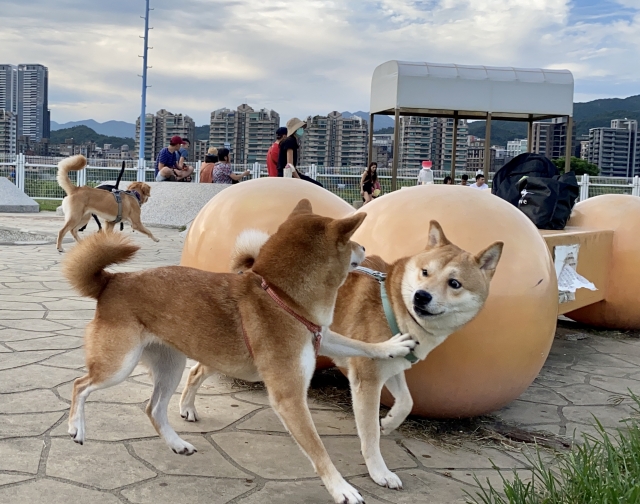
3, 0, 639, 125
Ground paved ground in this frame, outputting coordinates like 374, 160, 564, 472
1, 212, 639, 504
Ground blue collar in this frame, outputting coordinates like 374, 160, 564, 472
354, 266, 418, 364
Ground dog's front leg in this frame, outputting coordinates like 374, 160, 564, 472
349, 364, 404, 489
319, 329, 417, 360
179, 362, 215, 422
260, 347, 364, 504
130, 218, 160, 243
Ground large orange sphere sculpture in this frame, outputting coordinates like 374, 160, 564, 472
352, 186, 558, 418
180, 178, 354, 370
565, 195, 640, 329
181, 178, 354, 272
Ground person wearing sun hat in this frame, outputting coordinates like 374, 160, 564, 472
277, 117, 306, 178
199, 147, 219, 183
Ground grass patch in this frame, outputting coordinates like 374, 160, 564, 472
467, 392, 640, 504
35, 199, 61, 212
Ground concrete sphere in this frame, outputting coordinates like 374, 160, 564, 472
565, 195, 640, 329
181, 178, 355, 273
353, 185, 558, 418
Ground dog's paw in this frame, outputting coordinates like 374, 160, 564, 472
169, 439, 197, 456
380, 414, 400, 436
381, 333, 417, 358
180, 405, 199, 422
68, 424, 84, 445
152, 237, 160, 243
328, 479, 364, 504
57, 247, 65, 253
370, 469, 403, 490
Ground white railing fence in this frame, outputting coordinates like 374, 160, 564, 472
1, 154, 639, 205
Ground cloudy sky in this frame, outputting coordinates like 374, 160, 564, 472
4, 0, 639, 126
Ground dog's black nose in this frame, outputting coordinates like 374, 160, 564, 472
413, 290, 432, 306
362, 246, 365, 253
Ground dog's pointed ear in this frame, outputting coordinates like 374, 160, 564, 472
475, 241, 504, 280
330, 213, 366, 244
288, 199, 313, 217
426, 221, 450, 249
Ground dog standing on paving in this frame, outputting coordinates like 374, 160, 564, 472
61, 200, 419, 504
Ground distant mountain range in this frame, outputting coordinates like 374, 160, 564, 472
49, 125, 135, 150
468, 94, 640, 146
51, 119, 135, 139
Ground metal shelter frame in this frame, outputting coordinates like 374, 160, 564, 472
368, 61, 575, 190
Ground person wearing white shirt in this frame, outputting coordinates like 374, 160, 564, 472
470, 174, 489, 190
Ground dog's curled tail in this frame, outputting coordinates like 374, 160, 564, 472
56, 154, 87, 195
230, 229, 270, 273
62, 232, 140, 299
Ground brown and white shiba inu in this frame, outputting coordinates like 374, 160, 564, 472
56, 154, 156, 252
62, 200, 418, 504
181, 220, 503, 491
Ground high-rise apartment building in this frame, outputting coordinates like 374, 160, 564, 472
0, 65, 18, 114
209, 105, 279, 164
299, 112, 368, 167
466, 139, 496, 173
588, 119, 639, 177
209, 108, 235, 152
398, 116, 436, 170
434, 118, 468, 172
135, 109, 196, 161
397, 117, 467, 171
0, 110, 17, 156
532, 116, 575, 161
17, 64, 49, 141
194, 139, 209, 162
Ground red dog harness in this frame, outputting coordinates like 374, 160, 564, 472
241, 277, 323, 360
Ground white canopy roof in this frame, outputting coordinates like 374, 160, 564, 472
370, 61, 574, 120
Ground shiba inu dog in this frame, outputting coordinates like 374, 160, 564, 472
56, 154, 156, 252
62, 200, 418, 504
181, 220, 503, 492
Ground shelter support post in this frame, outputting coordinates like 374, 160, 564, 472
527, 116, 533, 152
451, 112, 458, 180
565, 116, 573, 173
392, 108, 400, 191
368, 114, 375, 166
483, 113, 492, 180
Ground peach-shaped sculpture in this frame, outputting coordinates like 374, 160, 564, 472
352, 185, 558, 418
181, 178, 355, 272
565, 195, 640, 329
180, 178, 355, 369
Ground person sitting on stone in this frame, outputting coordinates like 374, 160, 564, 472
155, 136, 194, 182
211, 148, 250, 184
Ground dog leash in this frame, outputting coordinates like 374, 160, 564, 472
239, 276, 323, 361
354, 266, 419, 364
261, 278, 323, 356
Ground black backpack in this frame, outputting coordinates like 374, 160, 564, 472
492, 153, 558, 206
517, 172, 579, 230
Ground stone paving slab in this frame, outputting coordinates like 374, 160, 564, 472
0, 212, 639, 503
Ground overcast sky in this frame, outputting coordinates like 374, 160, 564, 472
4, 0, 639, 126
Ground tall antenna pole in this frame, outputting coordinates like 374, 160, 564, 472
138, 0, 152, 170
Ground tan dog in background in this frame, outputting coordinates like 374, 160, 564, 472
182, 221, 503, 491
56, 154, 156, 252
62, 200, 418, 504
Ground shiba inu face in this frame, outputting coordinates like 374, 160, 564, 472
401, 222, 503, 329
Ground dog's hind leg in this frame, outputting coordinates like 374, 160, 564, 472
380, 373, 413, 435
56, 219, 77, 252
349, 364, 403, 490
262, 345, 364, 504
68, 327, 144, 445
141, 343, 196, 455
179, 362, 215, 422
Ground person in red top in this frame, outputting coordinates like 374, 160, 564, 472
266, 127, 288, 177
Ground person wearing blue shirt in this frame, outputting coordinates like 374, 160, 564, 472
155, 136, 194, 182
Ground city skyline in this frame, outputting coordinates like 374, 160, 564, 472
3, 0, 639, 126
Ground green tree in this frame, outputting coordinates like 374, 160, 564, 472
552, 156, 599, 176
